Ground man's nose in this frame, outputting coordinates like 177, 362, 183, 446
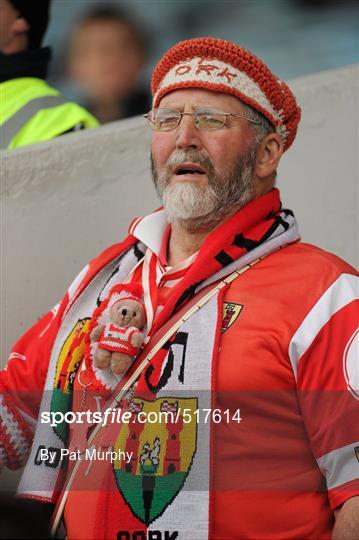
175, 114, 202, 150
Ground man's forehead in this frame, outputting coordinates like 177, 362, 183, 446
158, 88, 246, 111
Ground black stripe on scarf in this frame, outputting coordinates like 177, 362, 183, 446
134, 243, 145, 261
215, 250, 234, 267
232, 234, 259, 251
232, 215, 290, 253
173, 280, 205, 312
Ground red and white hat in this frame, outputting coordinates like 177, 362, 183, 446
151, 37, 301, 151
108, 283, 145, 312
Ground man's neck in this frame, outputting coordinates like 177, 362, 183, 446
167, 204, 243, 266
167, 223, 210, 266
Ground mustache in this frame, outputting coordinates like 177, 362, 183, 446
165, 149, 214, 176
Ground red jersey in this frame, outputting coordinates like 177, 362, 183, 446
1, 193, 358, 539
211, 242, 359, 539
98, 324, 142, 356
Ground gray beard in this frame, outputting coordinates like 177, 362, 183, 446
151, 148, 257, 232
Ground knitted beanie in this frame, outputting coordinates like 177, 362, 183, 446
151, 37, 301, 150
9, 0, 51, 49
108, 284, 145, 314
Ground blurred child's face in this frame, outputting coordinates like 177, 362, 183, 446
68, 20, 144, 101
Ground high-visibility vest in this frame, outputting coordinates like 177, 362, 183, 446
0, 77, 99, 150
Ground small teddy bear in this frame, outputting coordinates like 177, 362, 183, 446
91, 283, 146, 376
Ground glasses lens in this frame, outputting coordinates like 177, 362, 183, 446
194, 109, 226, 130
148, 109, 180, 131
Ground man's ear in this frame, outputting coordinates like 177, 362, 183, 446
255, 133, 284, 179
12, 16, 29, 36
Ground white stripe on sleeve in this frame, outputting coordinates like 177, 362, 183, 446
288, 274, 358, 380
316, 442, 359, 490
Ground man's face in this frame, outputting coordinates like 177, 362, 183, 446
150, 88, 259, 230
0, 0, 18, 51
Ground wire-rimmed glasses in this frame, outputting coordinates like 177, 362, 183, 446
144, 107, 260, 131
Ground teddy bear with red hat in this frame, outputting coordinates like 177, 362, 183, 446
90, 283, 146, 375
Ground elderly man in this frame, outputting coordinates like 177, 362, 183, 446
1, 38, 358, 540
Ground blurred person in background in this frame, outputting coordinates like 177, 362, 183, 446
0, 0, 98, 151
66, 4, 151, 124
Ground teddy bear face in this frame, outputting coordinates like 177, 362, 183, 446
109, 298, 145, 329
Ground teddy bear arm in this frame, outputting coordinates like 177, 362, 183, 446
91, 325, 103, 342
130, 331, 143, 348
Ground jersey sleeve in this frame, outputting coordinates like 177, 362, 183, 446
0, 299, 69, 470
0, 259, 92, 469
0, 239, 135, 470
288, 272, 359, 510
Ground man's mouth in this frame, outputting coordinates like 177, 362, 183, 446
174, 163, 206, 176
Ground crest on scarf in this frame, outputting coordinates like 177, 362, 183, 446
113, 396, 198, 525
221, 302, 243, 333
51, 318, 90, 443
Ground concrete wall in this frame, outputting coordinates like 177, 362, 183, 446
2, 64, 358, 367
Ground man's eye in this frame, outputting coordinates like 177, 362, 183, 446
197, 114, 223, 128
133, 311, 137, 316
159, 116, 178, 126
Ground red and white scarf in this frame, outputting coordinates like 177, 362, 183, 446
126, 214, 197, 334
18, 189, 300, 538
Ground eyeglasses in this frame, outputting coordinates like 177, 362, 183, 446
144, 107, 260, 131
